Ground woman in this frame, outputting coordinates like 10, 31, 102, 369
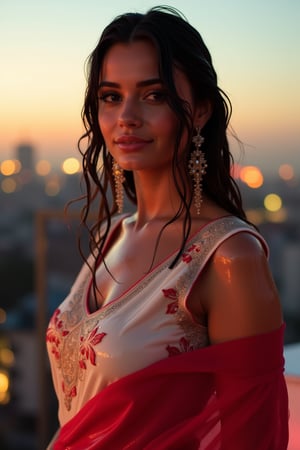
47, 6, 289, 449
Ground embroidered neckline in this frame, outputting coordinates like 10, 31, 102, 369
84, 215, 248, 317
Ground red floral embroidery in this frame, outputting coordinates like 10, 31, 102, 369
46, 305, 109, 410
46, 308, 69, 360
182, 252, 192, 263
162, 288, 178, 314
166, 302, 178, 314
166, 337, 193, 357
79, 327, 107, 368
187, 243, 201, 253
51, 346, 60, 361
62, 381, 77, 399
162, 288, 177, 300
182, 243, 202, 263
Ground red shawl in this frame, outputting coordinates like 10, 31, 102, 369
54, 325, 288, 449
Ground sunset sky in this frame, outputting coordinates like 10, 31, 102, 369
1, 0, 299, 175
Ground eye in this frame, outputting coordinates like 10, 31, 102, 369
98, 92, 122, 103
144, 90, 167, 103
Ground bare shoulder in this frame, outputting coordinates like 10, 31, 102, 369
214, 229, 267, 266
201, 230, 283, 344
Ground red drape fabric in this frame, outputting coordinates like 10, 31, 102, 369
54, 325, 289, 450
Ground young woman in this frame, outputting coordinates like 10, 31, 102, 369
47, 7, 289, 449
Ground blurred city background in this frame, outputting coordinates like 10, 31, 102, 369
1, 0, 300, 448
0, 138, 299, 449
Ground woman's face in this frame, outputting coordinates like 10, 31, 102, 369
97, 39, 196, 173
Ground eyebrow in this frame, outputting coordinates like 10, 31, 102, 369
98, 78, 163, 89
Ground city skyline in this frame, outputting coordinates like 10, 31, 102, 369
1, 0, 300, 175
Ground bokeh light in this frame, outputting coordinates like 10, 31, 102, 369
1, 159, 17, 176
14, 159, 22, 173
264, 193, 282, 212
240, 166, 264, 188
231, 163, 242, 179
0, 348, 14, 367
62, 157, 80, 175
246, 209, 265, 226
1, 178, 17, 193
45, 177, 61, 196
278, 164, 295, 181
265, 209, 287, 223
36, 159, 52, 176
0, 370, 10, 404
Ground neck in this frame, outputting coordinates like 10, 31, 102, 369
129, 191, 220, 231
132, 170, 190, 225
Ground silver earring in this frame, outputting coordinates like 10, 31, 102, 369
112, 160, 125, 213
188, 127, 207, 215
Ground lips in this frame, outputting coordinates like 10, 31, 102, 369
115, 135, 152, 144
114, 135, 153, 151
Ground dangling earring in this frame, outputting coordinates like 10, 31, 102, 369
188, 127, 207, 215
112, 160, 125, 213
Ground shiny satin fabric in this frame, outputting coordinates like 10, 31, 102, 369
53, 325, 289, 450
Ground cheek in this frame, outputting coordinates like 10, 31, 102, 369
158, 115, 188, 156
153, 110, 178, 139
98, 110, 114, 140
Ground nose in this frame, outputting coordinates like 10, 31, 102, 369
117, 98, 142, 128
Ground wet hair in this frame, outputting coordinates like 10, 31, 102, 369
77, 5, 247, 271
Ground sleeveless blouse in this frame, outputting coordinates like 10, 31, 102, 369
46, 215, 267, 426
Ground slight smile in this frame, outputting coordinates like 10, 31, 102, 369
114, 135, 153, 151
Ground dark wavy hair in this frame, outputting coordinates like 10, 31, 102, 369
77, 5, 247, 270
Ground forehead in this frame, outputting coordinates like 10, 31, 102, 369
100, 40, 159, 81
99, 39, 193, 102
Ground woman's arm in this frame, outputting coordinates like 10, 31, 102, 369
202, 232, 282, 344
199, 232, 286, 449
